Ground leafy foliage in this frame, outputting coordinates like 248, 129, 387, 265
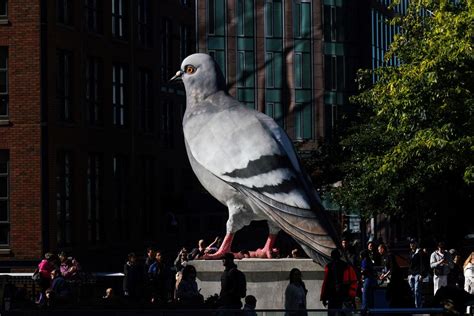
333, 0, 473, 221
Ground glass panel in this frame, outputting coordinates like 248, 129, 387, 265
293, 2, 300, 37
265, 103, 274, 118
303, 103, 312, 138
0, 162, 6, 173
274, 53, 282, 88
245, 52, 254, 87
302, 53, 311, 89
301, 2, 311, 38
0, 177, 7, 198
337, 56, 344, 90
0, 47, 6, 68
295, 104, 302, 139
0, 72, 6, 93
0, 95, 7, 115
265, 53, 274, 88
208, 0, 215, 34
244, 0, 253, 36
294, 53, 302, 88
274, 1, 282, 37
215, 0, 225, 36
0, 0, 7, 16
237, 0, 243, 36
0, 225, 8, 245
265, 2, 272, 37
0, 200, 7, 221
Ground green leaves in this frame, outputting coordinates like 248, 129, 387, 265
335, 0, 474, 220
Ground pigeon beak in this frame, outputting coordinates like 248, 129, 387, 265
169, 70, 183, 83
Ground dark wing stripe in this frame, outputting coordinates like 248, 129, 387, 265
250, 177, 299, 194
222, 154, 292, 179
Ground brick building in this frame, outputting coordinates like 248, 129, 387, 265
0, 0, 206, 271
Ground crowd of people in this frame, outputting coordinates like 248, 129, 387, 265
319, 237, 474, 314
33, 251, 82, 308
21, 236, 474, 313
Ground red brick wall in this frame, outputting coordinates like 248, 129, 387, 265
0, 1, 43, 261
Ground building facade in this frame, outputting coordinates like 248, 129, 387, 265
0, 0, 199, 270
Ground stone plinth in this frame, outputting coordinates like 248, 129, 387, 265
190, 258, 325, 309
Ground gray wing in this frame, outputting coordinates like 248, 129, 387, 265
184, 99, 337, 262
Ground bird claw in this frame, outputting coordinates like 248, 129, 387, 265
249, 248, 272, 259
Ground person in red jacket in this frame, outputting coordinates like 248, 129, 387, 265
321, 249, 358, 314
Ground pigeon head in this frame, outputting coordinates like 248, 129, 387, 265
171, 53, 226, 104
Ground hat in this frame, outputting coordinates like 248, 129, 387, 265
409, 238, 417, 244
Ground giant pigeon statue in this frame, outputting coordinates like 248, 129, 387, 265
170, 53, 338, 265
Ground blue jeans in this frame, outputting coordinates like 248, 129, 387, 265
408, 274, 422, 308
362, 278, 375, 310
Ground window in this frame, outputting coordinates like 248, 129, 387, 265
293, 0, 311, 39
295, 103, 312, 140
236, 0, 253, 37
324, 55, 345, 91
161, 19, 172, 82
57, 0, 73, 26
87, 153, 103, 243
141, 156, 154, 238
85, 56, 103, 125
265, 102, 284, 127
112, 63, 127, 126
0, 150, 9, 246
161, 100, 174, 148
0, 47, 7, 117
56, 151, 72, 246
0, 0, 7, 19
180, 25, 191, 61
208, 0, 215, 35
113, 155, 129, 240
57, 50, 73, 122
265, 0, 282, 38
294, 52, 311, 89
137, 0, 152, 47
84, 0, 103, 33
137, 68, 153, 132
112, 0, 128, 40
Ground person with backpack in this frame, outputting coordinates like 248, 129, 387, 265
218, 252, 247, 311
320, 249, 358, 315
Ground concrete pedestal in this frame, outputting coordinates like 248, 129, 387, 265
190, 258, 325, 309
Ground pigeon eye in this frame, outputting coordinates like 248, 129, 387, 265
185, 65, 196, 74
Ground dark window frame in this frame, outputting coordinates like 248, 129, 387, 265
0, 0, 7, 19
112, 154, 129, 240
0, 150, 9, 247
84, 0, 103, 34
87, 153, 103, 243
137, 68, 153, 132
56, 150, 73, 246
112, 63, 128, 126
85, 56, 103, 126
56, 49, 73, 122
56, 0, 73, 26
137, 0, 152, 47
112, 0, 128, 40
0, 47, 8, 118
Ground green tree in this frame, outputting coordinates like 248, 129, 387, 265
333, 0, 473, 235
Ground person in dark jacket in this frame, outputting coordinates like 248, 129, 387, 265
407, 240, 430, 308
218, 253, 246, 310
320, 249, 358, 315
123, 252, 143, 300
148, 250, 169, 304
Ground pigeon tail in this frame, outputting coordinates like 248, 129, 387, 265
234, 185, 338, 266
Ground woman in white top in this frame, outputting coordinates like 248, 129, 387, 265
285, 268, 308, 316
464, 252, 474, 294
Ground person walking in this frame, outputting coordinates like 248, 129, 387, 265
360, 250, 376, 311
407, 239, 429, 308
218, 253, 247, 312
320, 249, 358, 315
430, 241, 454, 295
285, 268, 308, 316
464, 252, 474, 294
